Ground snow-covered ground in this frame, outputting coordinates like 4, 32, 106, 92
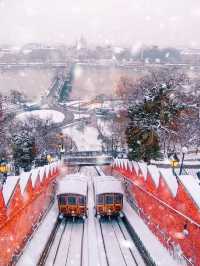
63, 125, 102, 151
16, 109, 65, 123
17, 202, 58, 266
123, 200, 181, 266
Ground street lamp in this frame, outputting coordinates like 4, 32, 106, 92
179, 147, 188, 175
169, 153, 179, 176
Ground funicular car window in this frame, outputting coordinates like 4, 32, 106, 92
60, 195, 66, 205
97, 195, 104, 204
79, 196, 85, 205
115, 194, 122, 204
105, 194, 113, 204
68, 196, 76, 205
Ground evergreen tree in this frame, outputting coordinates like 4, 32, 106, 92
126, 81, 185, 162
12, 133, 36, 173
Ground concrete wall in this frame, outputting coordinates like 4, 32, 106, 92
0, 163, 59, 266
110, 159, 200, 265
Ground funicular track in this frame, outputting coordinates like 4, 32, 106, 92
37, 166, 152, 266
37, 166, 86, 266
37, 216, 61, 266
98, 217, 145, 266
93, 166, 151, 266
37, 218, 85, 266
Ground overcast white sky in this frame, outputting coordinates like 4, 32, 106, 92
0, 0, 199, 48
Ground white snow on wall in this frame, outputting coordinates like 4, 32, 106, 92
132, 161, 139, 175
123, 200, 180, 266
138, 162, 148, 180
127, 160, 133, 171
19, 172, 32, 193
115, 159, 120, 167
3, 162, 59, 206
30, 169, 40, 187
123, 159, 129, 170
38, 166, 46, 182
118, 159, 123, 169
159, 168, 178, 197
179, 175, 200, 209
3, 177, 19, 205
148, 165, 160, 187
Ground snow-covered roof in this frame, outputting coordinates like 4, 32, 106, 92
57, 176, 88, 196
148, 165, 160, 187
3, 176, 19, 205
138, 162, 148, 180
159, 168, 178, 197
94, 176, 123, 195
178, 175, 200, 209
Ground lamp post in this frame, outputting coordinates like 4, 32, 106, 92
179, 147, 188, 175
170, 160, 176, 176
169, 153, 179, 176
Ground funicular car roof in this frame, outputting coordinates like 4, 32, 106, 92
94, 176, 123, 195
57, 175, 88, 196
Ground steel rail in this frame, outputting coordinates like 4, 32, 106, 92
110, 220, 128, 266
64, 222, 74, 266
52, 221, 67, 265
116, 218, 139, 266
80, 222, 85, 266
122, 215, 156, 266
99, 219, 110, 266
37, 216, 61, 266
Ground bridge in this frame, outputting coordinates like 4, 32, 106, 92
0, 62, 69, 69
63, 150, 113, 166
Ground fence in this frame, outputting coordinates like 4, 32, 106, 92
109, 159, 200, 265
0, 163, 60, 266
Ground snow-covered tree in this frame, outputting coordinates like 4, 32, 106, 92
9, 89, 26, 104
125, 69, 186, 162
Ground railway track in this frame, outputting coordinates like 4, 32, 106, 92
93, 166, 153, 266
37, 218, 85, 266
37, 216, 62, 266
37, 166, 151, 266
98, 217, 145, 266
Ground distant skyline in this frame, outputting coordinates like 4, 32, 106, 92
0, 0, 199, 48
